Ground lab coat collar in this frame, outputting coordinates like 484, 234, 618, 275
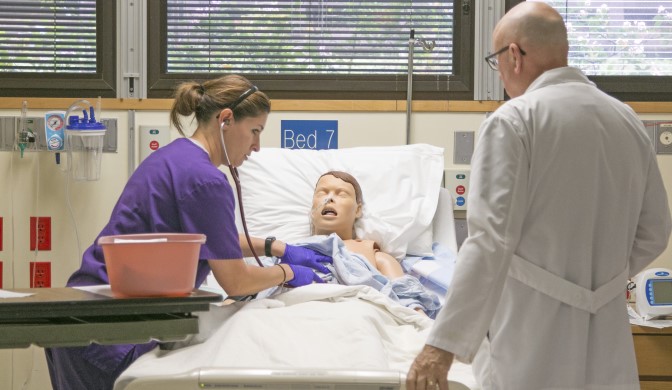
525, 66, 595, 95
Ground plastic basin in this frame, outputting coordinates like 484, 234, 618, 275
98, 233, 206, 297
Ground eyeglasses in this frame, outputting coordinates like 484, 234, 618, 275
484, 44, 526, 71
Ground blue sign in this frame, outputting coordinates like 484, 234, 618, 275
281, 120, 338, 150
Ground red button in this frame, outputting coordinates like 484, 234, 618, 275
149, 140, 160, 150
456, 185, 466, 195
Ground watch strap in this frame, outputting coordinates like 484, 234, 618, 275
265, 236, 276, 257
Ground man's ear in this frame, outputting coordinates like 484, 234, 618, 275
356, 203, 363, 219
512, 45, 524, 74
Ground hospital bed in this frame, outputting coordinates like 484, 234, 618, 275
115, 144, 479, 390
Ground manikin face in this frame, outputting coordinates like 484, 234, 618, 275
310, 175, 362, 239
221, 112, 267, 167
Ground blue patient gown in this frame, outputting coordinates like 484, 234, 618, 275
295, 234, 442, 318
45, 138, 243, 390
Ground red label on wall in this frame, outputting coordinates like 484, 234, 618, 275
149, 140, 160, 150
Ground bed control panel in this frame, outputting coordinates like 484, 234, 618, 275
444, 169, 470, 211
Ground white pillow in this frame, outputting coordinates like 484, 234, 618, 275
234, 144, 444, 259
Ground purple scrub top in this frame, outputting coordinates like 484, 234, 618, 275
69, 137, 243, 288
46, 138, 243, 390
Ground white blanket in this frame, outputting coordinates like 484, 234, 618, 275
116, 284, 477, 389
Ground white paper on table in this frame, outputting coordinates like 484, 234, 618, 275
628, 305, 672, 329
73, 284, 116, 298
0, 290, 34, 299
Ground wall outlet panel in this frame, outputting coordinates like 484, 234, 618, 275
444, 169, 470, 211
29, 261, 51, 288
643, 120, 672, 154
0, 117, 15, 151
454, 218, 468, 249
139, 125, 171, 162
656, 122, 672, 154
453, 131, 475, 164
29, 216, 51, 251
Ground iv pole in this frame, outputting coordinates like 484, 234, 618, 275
406, 29, 435, 144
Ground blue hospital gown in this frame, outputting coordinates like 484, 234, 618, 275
267, 234, 442, 318
46, 138, 243, 390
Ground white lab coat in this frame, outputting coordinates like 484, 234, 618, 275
427, 67, 672, 390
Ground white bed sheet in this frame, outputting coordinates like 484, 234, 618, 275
116, 284, 479, 390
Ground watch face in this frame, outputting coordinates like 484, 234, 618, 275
46, 114, 64, 131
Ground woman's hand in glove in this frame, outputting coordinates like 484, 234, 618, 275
286, 264, 324, 287
280, 245, 332, 274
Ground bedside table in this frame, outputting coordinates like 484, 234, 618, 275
632, 323, 672, 390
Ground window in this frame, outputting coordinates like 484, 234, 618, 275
0, 0, 116, 98
148, 0, 474, 100
508, 0, 672, 101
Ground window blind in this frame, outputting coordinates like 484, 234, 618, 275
0, 0, 97, 73
542, 0, 672, 76
166, 0, 454, 76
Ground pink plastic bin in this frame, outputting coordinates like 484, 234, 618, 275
98, 233, 206, 298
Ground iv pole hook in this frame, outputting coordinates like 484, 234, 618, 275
406, 29, 435, 145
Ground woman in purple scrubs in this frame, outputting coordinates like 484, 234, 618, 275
45, 74, 332, 390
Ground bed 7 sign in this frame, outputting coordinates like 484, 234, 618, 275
281, 120, 338, 150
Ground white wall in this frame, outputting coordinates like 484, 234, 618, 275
1, 107, 671, 389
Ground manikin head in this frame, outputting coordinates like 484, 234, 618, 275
310, 171, 363, 240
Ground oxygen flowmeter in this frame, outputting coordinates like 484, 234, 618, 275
45, 111, 66, 163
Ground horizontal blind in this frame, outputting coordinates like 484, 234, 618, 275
0, 0, 97, 73
542, 0, 672, 76
166, 0, 454, 75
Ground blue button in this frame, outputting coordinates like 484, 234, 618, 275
456, 197, 465, 206
655, 271, 670, 277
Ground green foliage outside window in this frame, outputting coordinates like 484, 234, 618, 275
542, 1, 672, 76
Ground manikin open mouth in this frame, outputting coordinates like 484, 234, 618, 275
322, 207, 337, 216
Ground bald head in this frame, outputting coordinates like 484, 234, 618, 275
495, 2, 568, 69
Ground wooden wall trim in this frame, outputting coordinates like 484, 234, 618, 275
0, 98, 670, 114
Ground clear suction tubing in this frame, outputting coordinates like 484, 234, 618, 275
65, 100, 106, 181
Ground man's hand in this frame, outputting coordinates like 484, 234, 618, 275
406, 345, 454, 390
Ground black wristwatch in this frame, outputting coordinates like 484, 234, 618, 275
265, 236, 276, 257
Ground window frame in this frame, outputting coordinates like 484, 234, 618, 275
0, 1, 117, 98
507, 0, 672, 102
147, 0, 475, 100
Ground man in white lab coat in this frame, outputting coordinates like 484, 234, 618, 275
406, 2, 672, 390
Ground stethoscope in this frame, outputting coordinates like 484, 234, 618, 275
219, 120, 265, 268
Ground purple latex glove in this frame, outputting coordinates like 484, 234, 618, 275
280, 245, 332, 274
286, 264, 324, 287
